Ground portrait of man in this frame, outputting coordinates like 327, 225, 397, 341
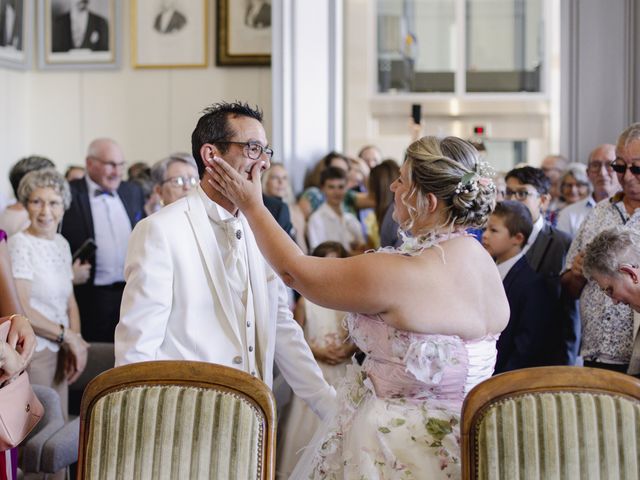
153, 1, 187, 35
51, 0, 109, 52
0, 0, 23, 50
245, 0, 270, 29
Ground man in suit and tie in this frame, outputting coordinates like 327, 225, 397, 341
504, 166, 577, 365
115, 102, 335, 419
61, 138, 145, 342
52, 0, 109, 52
0, 0, 22, 49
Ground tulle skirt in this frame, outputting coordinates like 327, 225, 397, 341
290, 363, 463, 480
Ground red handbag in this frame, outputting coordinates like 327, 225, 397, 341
0, 319, 44, 451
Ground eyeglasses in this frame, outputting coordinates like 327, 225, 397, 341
587, 161, 614, 173
505, 188, 539, 201
90, 156, 126, 170
610, 159, 640, 175
162, 176, 198, 188
216, 141, 274, 160
28, 199, 63, 209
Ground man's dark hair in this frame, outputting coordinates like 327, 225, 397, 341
191, 101, 263, 177
492, 200, 534, 245
505, 166, 551, 195
311, 241, 349, 259
320, 166, 347, 186
321, 151, 350, 169
9, 155, 55, 197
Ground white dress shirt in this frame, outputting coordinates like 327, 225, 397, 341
70, 6, 89, 48
522, 215, 544, 256
496, 252, 524, 281
556, 196, 596, 238
86, 176, 132, 285
3, 4, 14, 45
197, 187, 260, 378
307, 203, 364, 251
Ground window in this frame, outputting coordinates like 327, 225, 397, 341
377, 0, 544, 94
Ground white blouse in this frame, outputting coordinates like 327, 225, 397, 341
8, 231, 73, 352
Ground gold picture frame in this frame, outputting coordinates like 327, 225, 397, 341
131, 0, 207, 69
216, 0, 270, 66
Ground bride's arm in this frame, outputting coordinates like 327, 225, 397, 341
207, 158, 401, 315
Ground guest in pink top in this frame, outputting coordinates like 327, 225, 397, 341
208, 135, 509, 479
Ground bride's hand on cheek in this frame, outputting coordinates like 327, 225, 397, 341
206, 157, 264, 211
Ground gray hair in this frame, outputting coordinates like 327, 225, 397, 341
402, 136, 496, 232
150, 153, 198, 186
583, 226, 640, 279
560, 163, 593, 195
617, 123, 640, 149
17, 168, 71, 210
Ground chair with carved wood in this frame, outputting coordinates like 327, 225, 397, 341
77, 361, 276, 480
461, 366, 640, 480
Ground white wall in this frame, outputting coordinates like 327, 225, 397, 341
0, 2, 271, 200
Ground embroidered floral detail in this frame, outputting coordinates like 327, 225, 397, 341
404, 338, 458, 384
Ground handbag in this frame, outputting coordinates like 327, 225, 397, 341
0, 318, 44, 451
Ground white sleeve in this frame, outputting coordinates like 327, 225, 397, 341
556, 208, 573, 237
7, 234, 34, 281
306, 211, 325, 251
115, 217, 174, 366
273, 279, 336, 419
347, 213, 365, 245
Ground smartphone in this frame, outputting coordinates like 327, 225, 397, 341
411, 104, 422, 125
72, 238, 97, 263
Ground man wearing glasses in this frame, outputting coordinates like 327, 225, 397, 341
61, 138, 146, 343
557, 145, 620, 237
115, 102, 335, 421
562, 123, 640, 374
503, 166, 576, 365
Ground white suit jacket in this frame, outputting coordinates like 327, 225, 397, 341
115, 189, 335, 418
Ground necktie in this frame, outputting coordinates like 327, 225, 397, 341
95, 189, 114, 197
218, 218, 247, 289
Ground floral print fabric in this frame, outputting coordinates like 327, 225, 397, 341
291, 314, 498, 480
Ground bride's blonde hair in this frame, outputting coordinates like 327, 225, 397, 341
400, 136, 496, 234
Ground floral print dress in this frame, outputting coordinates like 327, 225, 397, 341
290, 314, 498, 480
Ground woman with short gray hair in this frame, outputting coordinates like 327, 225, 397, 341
559, 163, 592, 206
0, 155, 55, 237
8, 168, 89, 420
150, 153, 199, 209
583, 226, 640, 312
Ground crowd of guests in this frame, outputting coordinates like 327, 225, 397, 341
0, 101, 639, 478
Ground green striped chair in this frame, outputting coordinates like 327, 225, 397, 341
77, 361, 276, 480
461, 366, 640, 480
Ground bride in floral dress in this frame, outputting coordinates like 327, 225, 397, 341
207, 135, 509, 479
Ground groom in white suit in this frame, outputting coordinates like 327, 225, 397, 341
115, 102, 335, 419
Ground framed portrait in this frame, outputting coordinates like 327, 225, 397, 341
38, 0, 121, 70
132, 0, 207, 68
0, 0, 33, 69
216, 0, 270, 66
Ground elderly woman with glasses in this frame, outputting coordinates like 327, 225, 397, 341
150, 153, 199, 208
7, 168, 89, 420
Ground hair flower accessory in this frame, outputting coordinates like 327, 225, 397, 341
454, 161, 496, 195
